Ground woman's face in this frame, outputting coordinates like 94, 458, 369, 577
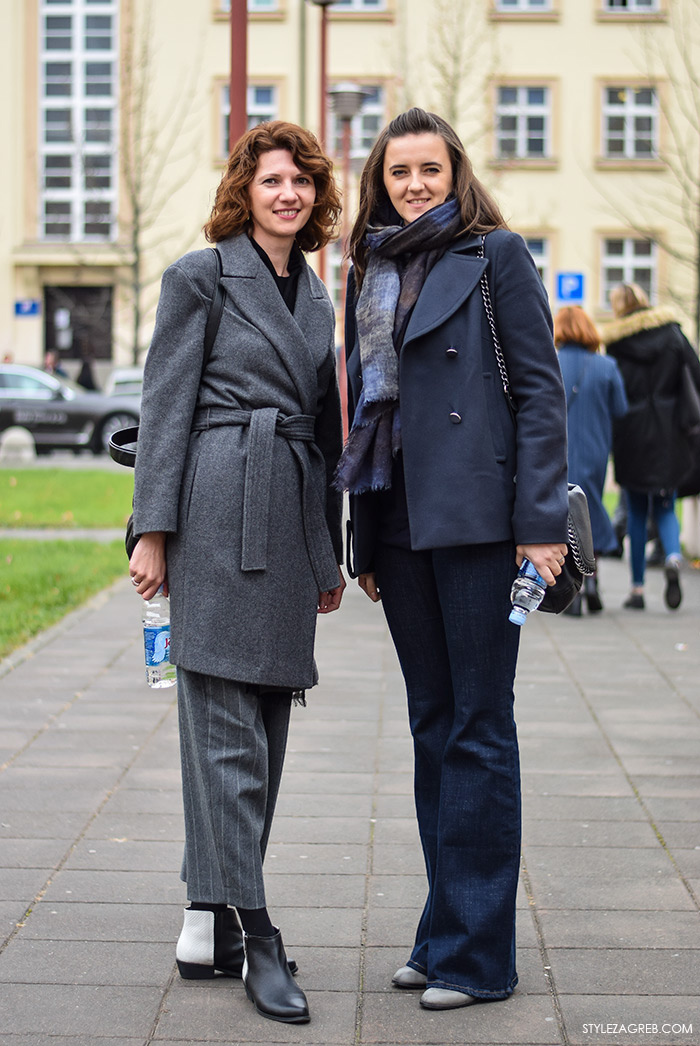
382, 133, 453, 224
248, 149, 316, 249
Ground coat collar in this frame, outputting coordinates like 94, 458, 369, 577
600, 305, 677, 347
215, 235, 331, 412
403, 233, 486, 345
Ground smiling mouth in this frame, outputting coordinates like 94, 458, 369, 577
274, 210, 300, 218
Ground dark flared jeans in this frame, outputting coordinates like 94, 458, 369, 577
374, 540, 521, 999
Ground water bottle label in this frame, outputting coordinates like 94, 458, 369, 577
144, 625, 170, 666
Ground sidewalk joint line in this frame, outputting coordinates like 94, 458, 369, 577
0, 697, 177, 958
521, 855, 570, 1046
545, 620, 700, 913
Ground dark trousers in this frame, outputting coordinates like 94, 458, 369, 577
375, 540, 521, 998
177, 668, 291, 908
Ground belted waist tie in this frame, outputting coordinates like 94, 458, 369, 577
191, 405, 337, 590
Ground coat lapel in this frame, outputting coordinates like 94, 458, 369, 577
403, 238, 487, 346
216, 235, 330, 414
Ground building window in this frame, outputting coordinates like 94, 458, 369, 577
220, 83, 279, 156
39, 0, 118, 242
331, 85, 385, 160
495, 0, 553, 10
524, 237, 550, 289
495, 86, 550, 160
218, 1, 280, 12
332, 0, 388, 10
601, 237, 656, 307
602, 86, 658, 160
602, 0, 659, 10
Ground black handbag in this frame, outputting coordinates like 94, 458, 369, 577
478, 237, 596, 613
111, 247, 225, 558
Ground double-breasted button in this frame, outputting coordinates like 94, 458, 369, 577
449, 412, 462, 424
446, 346, 459, 358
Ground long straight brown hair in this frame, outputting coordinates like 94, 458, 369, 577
349, 108, 508, 287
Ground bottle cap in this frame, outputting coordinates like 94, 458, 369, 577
509, 606, 527, 626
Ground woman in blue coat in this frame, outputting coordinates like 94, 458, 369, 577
336, 109, 568, 1011
554, 306, 628, 614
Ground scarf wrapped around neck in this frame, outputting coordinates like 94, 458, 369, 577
335, 197, 462, 495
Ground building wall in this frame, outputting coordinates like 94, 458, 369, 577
3, 0, 698, 357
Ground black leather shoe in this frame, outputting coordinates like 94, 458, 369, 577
584, 574, 603, 614
243, 929, 310, 1024
623, 592, 645, 610
176, 908, 297, 980
664, 560, 682, 610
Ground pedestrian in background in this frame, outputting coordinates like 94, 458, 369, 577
601, 282, 700, 610
129, 121, 345, 1025
337, 107, 568, 1011
554, 305, 628, 615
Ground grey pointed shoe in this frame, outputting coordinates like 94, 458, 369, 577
420, 987, 476, 1009
392, 965, 428, 989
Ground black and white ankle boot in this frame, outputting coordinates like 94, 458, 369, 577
176, 907, 245, 979
242, 928, 309, 1024
176, 908, 298, 980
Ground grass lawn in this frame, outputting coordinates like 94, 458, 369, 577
0, 469, 133, 528
0, 539, 128, 659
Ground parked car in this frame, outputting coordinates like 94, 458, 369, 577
103, 366, 144, 398
0, 363, 140, 455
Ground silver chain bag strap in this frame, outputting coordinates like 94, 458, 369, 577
477, 236, 595, 606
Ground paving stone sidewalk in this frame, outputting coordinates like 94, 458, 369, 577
0, 556, 698, 1046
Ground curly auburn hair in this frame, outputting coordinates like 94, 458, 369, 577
203, 121, 341, 252
349, 108, 508, 287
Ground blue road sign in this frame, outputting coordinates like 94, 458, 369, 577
15, 299, 41, 317
556, 273, 585, 303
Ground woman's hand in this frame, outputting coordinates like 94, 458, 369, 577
358, 572, 381, 602
318, 565, 347, 614
516, 543, 568, 587
129, 532, 168, 600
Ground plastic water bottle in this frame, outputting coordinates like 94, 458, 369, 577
509, 559, 547, 626
142, 587, 177, 688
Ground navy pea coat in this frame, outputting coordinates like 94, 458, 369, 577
345, 230, 569, 575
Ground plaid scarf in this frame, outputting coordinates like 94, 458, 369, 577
335, 198, 462, 494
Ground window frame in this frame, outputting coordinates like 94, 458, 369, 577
598, 234, 658, 310
491, 79, 558, 168
596, 79, 665, 169
596, 0, 665, 22
491, 0, 558, 19
217, 78, 282, 161
38, 0, 118, 243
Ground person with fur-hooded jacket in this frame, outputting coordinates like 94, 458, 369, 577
600, 282, 700, 611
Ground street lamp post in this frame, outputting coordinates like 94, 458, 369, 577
229, 0, 248, 148
307, 0, 336, 148
328, 82, 367, 435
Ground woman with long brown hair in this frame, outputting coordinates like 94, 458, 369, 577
337, 108, 568, 1011
129, 122, 345, 1025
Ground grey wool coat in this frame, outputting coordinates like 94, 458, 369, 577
132, 234, 343, 690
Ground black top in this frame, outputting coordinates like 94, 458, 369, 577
249, 236, 303, 314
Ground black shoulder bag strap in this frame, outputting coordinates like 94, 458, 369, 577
109, 246, 225, 467
202, 246, 225, 372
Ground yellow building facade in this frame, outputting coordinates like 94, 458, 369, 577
3, 0, 698, 372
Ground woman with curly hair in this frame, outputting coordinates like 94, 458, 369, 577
128, 122, 345, 1025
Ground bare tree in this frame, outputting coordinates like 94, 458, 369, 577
393, 0, 497, 146
428, 0, 496, 139
593, 0, 700, 340
118, 1, 206, 363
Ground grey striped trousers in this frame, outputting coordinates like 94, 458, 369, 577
177, 667, 292, 908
